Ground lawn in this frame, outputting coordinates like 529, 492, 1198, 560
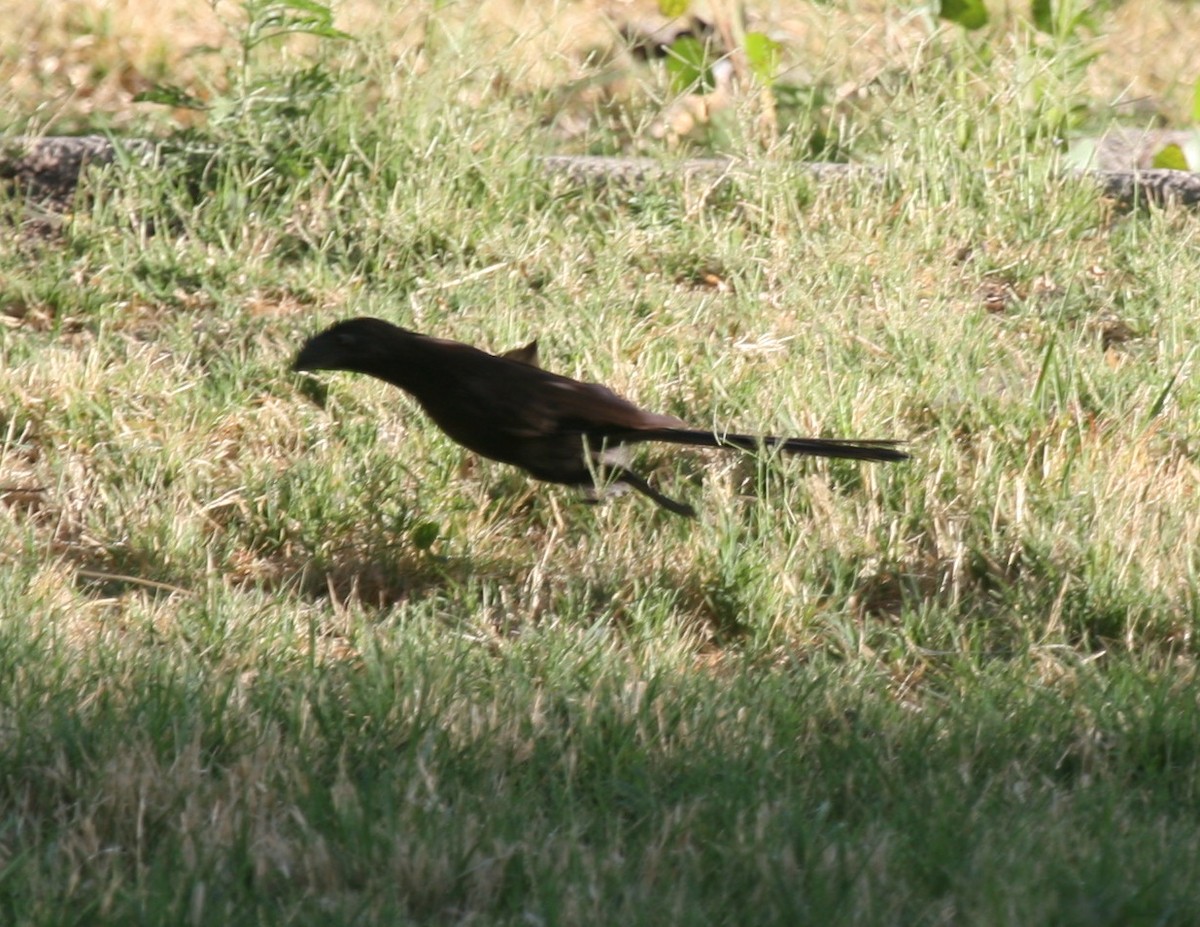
2, 0, 1200, 923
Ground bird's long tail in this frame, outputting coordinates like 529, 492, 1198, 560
622, 429, 909, 462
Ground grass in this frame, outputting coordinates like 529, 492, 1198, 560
3, 0, 1200, 923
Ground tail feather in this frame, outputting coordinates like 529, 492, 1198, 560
617, 429, 909, 462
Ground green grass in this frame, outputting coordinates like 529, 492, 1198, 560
3, 2, 1200, 923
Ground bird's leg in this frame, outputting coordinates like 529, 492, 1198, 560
580, 436, 695, 517
611, 466, 696, 518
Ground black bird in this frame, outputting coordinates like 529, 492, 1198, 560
292, 318, 907, 517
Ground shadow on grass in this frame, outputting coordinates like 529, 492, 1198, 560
60, 537, 515, 611
281, 547, 516, 609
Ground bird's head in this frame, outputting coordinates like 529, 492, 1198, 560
292, 317, 412, 374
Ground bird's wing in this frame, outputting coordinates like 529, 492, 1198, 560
529, 378, 685, 435
498, 340, 539, 367
406, 345, 685, 467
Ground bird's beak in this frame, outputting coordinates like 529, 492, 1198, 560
292, 335, 331, 373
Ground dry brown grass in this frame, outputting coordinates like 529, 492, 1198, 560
5, 0, 1200, 135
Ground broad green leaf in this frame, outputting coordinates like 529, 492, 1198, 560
1031, 0, 1053, 33
938, 0, 989, 30
411, 521, 440, 551
744, 32, 782, 84
246, 0, 352, 47
1151, 143, 1189, 171
658, 0, 690, 17
664, 35, 713, 93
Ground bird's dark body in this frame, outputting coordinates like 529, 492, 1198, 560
293, 318, 907, 516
